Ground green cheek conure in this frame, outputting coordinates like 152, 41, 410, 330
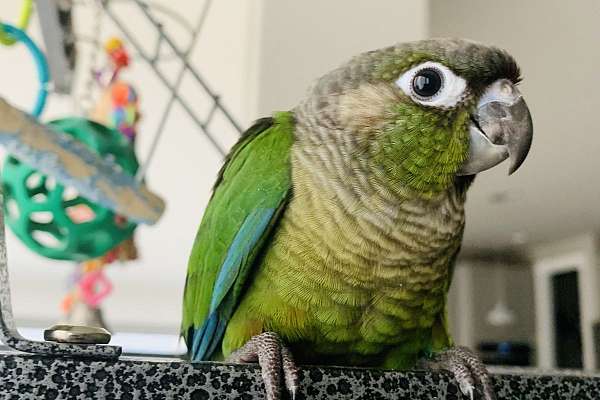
182, 38, 533, 400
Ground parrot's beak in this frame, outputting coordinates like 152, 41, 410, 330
457, 79, 533, 175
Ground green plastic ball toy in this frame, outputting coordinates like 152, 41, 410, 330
1, 117, 139, 261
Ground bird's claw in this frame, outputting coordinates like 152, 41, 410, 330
227, 331, 300, 400
418, 346, 495, 400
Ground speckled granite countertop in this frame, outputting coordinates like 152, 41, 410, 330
0, 350, 597, 399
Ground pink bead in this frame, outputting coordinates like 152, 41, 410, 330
78, 270, 113, 307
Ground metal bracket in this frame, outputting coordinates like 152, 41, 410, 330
0, 193, 121, 359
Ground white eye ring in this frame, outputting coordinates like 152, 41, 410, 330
395, 61, 467, 108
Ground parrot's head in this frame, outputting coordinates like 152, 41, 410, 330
300, 38, 533, 199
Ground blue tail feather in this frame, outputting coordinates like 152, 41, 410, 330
206, 316, 228, 358
191, 312, 217, 361
191, 208, 276, 362
209, 208, 275, 312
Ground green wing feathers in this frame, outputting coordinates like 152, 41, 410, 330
182, 112, 295, 360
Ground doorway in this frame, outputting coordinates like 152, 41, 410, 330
551, 271, 583, 368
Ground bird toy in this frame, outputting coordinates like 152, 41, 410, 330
0, 27, 162, 332
92, 37, 131, 87
62, 37, 143, 325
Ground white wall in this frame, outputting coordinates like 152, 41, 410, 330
249, 0, 429, 117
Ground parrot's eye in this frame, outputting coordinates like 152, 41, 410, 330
412, 68, 443, 99
396, 61, 467, 108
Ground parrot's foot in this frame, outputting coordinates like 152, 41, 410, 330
227, 332, 299, 400
418, 346, 495, 400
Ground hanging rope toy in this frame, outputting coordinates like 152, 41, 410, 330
60, 37, 142, 318
90, 37, 140, 141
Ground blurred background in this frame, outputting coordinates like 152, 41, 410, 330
1, 0, 599, 369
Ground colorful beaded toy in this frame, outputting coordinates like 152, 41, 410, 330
61, 37, 142, 318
